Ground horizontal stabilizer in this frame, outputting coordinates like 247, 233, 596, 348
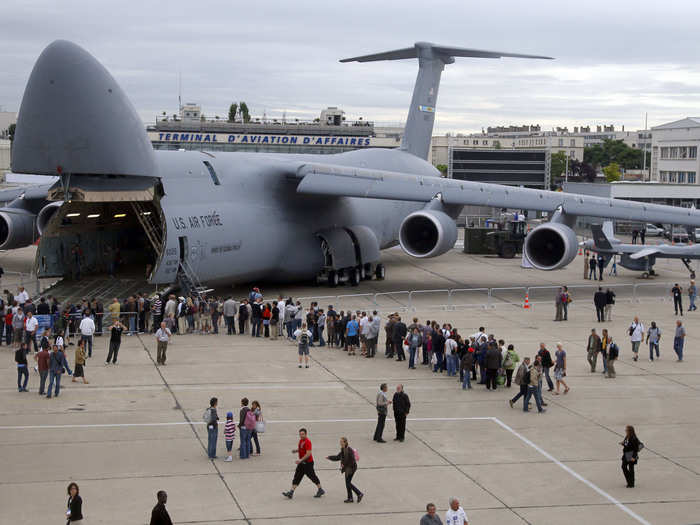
340, 43, 553, 62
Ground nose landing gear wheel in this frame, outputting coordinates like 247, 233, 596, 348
375, 263, 386, 280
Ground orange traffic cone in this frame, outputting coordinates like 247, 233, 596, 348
523, 293, 530, 309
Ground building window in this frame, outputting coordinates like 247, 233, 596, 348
669, 172, 677, 183
473, 140, 479, 145
482, 140, 488, 145
678, 172, 686, 183
660, 171, 668, 182
570, 139, 576, 147
570, 150, 576, 158
558, 138, 564, 146
689, 172, 697, 184
670, 147, 679, 159
690, 146, 698, 159
660, 147, 668, 159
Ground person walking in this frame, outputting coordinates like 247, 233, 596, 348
594, 287, 606, 322
35, 343, 51, 395
47, 344, 72, 398
373, 383, 390, 443
600, 328, 610, 375
154, 321, 171, 365
524, 358, 545, 413
646, 321, 661, 361
509, 357, 530, 408
66, 482, 83, 523
605, 288, 616, 321
251, 400, 263, 456
673, 320, 686, 362
294, 322, 313, 368
689, 280, 698, 312
536, 343, 554, 391
587, 329, 602, 373
629, 317, 644, 362
606, 337, 619, 378
78, 311, 95, 358
620, 425, 643, 488
421, 503, 443, 525
282, 428, 325, 499
326, 437, 363, 503
392, 384, 411, 442
71, 339, 89, 384
589, 255, 597, 280
445, 497, 469, 525
149, 490, 173, 525
15, 342, 29, 392
553, 342, 569, 395
597, 254, 605, 281
609, 255, 618, 276
672, 283, 684, 316
204, 397, 219, 459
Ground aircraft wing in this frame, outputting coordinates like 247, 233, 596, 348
295, 163, 700, 226
628, 247, 664, 259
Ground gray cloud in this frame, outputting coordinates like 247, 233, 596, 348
2, 0, 700, 133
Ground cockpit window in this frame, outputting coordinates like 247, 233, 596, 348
203, 161, 221, 185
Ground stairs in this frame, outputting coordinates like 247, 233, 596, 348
130, 201, 163, 258
177, 258, 210, 298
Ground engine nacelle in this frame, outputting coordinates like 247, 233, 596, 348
36, 202, 62, 235
0, 208, 36, 250
399, 209, 458, 258
523, 222, 578, 270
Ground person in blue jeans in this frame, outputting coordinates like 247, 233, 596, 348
407, 328, 422, 370
47, 345, 72, 398
205, 397, 219, 459
239, 397, 252, 459
674, 320, 686, 361
460, 350, 474, 389
15, 342, 29, 392
524, 358, 545, 413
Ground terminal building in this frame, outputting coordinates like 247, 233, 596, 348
650, 117, 700, 185
148, 104, 402, 154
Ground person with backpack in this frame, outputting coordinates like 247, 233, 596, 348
326, 437, 363, 503
282, 428, 325, 500
239, 397, 256, 459
620, 425, 643, 487
502, 344, 519, 387
294, 323, 313, 368
204, 397, 219, 459
606, 336, 619, 378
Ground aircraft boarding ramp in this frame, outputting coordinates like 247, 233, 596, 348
38, 274, 159, 305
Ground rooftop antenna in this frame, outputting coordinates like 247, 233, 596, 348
178, 71, 182, 112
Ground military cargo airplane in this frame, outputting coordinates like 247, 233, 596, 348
8, 40, 700, 291
584, 222, 700, 279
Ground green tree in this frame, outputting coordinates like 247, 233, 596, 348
602, 162, 621, 182
435, 164, 448, 176
550, 151, 567, 178
584, 139, 645, 170
239, 102, 250, 123
228, 103, 238, 123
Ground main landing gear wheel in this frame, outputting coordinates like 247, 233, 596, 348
641, 272, 649, 279
328, 271, 339, 287
349, 267, 361, 286
375, 263, 386, 280
362, 263, 372, 280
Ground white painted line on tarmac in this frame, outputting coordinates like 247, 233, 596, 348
0, 415, 654, 525
491, 417, 652, 525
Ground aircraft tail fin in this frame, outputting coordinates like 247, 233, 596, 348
12, 40, 155, 177
340, 43, 552, 160
591, 221, 617, 250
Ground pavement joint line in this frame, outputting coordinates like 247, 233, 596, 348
133, 333, 252, 525
491, 417, 653, 525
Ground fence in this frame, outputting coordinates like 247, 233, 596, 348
296, 282, 679, 313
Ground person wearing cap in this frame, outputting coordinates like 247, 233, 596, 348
224, 411, 236, 461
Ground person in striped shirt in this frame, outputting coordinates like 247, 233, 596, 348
224, 412, 236, 462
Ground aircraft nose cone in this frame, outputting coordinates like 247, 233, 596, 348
12, 40, 154, 176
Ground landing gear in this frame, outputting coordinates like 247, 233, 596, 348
327, 270, 339, 287
362, 263, 372, 280
681, 258, 696, 279
375, 263, 386, 280
349, 267, 361, 286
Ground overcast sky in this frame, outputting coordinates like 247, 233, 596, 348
2, 0, 700, 134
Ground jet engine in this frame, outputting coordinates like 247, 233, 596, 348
0, 208, 36, 250
399, 209, 458, 258
36, 202, 62, 235
523, 222, 578, 270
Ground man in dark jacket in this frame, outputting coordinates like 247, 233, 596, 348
391, 317, 408, 361
250, 299, 262, 337
238, 301, 249, 335
485, 342, 502, 390
537, 343, 555, 392
149, 490, 173, 525
392, 384, 411, 442
384, 315, 396, 357
587, 328, 602, 372
594, 287, 607, 322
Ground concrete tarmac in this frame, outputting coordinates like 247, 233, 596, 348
0, 247, 698, 524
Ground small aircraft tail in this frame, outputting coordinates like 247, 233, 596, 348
340, 43, 552, 160
590, 221, 618, 250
